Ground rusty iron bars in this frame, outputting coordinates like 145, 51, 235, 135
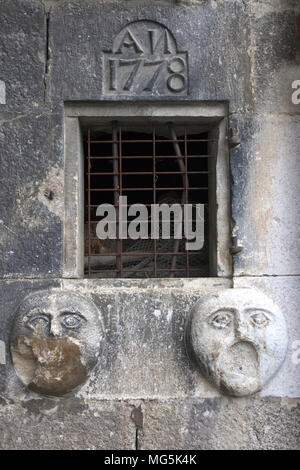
85, 123, 211, 278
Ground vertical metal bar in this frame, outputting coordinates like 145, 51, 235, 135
112, 122, 120, 276
153, 127, 157, 277
168, 123, 189, 278
168, 124, 187, 193
88, 128, 91, 279
112, 122, 119, 205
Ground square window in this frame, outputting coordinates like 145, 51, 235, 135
63, 103, 232, 280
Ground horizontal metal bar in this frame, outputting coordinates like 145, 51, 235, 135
88, 171, 209, 176
89, 139, 214, 144
88, 155, 211, 160
85, 269, 154, 273
85, 267, 201, 273
85, 252, 199, 256
86, 187, 208, 192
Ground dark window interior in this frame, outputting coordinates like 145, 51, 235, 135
84, 123, 211, 278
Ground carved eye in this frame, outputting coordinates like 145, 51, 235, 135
25, 314, 50, 333
60, 313, 86, 330
250, 311, 270, 328
209, 311, 233, 329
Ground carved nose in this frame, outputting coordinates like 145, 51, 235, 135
235, 316, 249, 339
49, 319, 61, 337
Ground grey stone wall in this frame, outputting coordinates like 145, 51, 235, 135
0, 0, 299, 449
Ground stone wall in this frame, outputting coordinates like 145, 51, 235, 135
0, 0, 299, 449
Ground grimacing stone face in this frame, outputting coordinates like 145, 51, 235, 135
10, 289, 103, 396
185, 288, 288, 397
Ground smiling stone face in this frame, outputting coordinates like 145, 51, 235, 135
185, 288, 288, 397
10, 289, 102, 396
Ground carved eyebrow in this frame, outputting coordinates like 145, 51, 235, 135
58, 306, 78, 313
23, 309, 51, 319
59, 310, 87, 320
206, 308, 236, 318
244, 308, 275, 319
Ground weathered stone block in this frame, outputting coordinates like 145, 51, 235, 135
1, 279, 231, 399
138, 397, 300, 449
48, 0, 252, 112
248, 5, 299, 114
2, 278, 297, 400
0, 398, 136, 450
230, 113, 300, 276
0, 0, 46, 112
64, 279, 232, 400
0, 113, 63, 277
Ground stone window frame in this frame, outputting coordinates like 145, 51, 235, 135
63, 101, 232, 279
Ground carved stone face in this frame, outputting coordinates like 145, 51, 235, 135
10, 289, 102, 396
185, 288, 288, 397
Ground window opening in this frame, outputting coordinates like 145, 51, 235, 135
84, 122, 213, 278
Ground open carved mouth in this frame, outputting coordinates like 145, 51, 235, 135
215, 341, 261, 396
11, 335, 87, 396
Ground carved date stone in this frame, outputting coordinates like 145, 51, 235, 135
10, 289, 102, 396
103, 20, 189, 96
185, 288, 288, 397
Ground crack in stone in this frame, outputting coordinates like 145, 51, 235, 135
131, 405, 144, 450
43, 7, 51, 103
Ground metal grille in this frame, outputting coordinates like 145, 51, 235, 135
84, 122, 212, 278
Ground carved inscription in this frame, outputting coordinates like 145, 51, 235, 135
103, 21, 189, 96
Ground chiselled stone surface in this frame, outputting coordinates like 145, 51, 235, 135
10, 289, 102, 396
0, 398, 136, 450
2, 279, 232, 399
0, 395, 299, 450
185, 288, 288, 397
1, 278, 298, 400
248, 6, 299, 114
48, 0, 251, 112
0, 0, 46, 112
61, 279, 231, 400
230, 113, 300, 276
138, 397, 300, 450
0, 113, 63, 277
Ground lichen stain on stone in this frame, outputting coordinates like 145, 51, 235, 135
281, 397, 300, 412
11, 335, 87, 396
